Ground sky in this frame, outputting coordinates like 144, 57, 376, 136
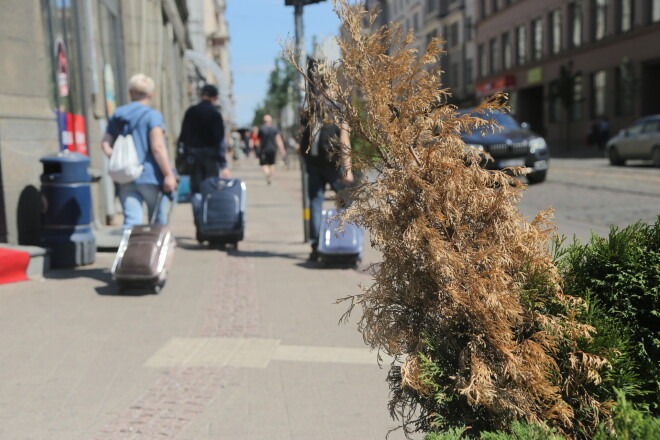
226, 0, 343, 127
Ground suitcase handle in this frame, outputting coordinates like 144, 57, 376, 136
150, 191, 175, 225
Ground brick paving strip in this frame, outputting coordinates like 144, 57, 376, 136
94, 247, 261, 439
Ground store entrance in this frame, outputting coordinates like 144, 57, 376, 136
641, 59, 660, 116
518, 85, 545, 136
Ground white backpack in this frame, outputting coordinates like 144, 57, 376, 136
108, 109, 151, 184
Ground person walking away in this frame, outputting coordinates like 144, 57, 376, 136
101, 73, 176, 228
256, 115, 286, 185
177, 84, 231, 220
299, 98, 354, 262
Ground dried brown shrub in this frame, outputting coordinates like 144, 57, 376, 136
285, 1, 611, 438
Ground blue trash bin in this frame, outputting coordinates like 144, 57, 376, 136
40, 151, 95, 267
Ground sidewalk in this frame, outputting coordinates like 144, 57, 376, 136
0, 161, 411, 440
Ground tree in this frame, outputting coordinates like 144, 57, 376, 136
286, 2, 611, 438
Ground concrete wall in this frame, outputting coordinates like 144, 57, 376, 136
0, 0, 60, 245
0, 0, 193, 244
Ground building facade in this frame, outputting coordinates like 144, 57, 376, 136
0, 0, 231, 245
475, 0, 660, 151
365, 0, 479, 107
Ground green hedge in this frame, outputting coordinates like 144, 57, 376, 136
556, 217, 660, 411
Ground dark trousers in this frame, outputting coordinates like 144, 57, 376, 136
190, 149, 220, 194
307, 162, 346, 248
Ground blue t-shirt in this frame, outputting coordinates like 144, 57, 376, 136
106, 101, 167, 185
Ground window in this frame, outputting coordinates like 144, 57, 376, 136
478, 43, 487, 78
465, 17, 473, 41
572, 73, 583, 120
480, 0, 487, 19
569, 1, 583, 48
615, 62, 635, 116
549, 81, 563, 122
652, 0, 660, 22
550, 9, 562, 55
451, 63, 460, 87
426, 0, 437, 12
465, 58, 474, 85
516, 24, 527, 65
532, 18, 543, 61
413, 13, 420, 30
644, 119, 660, 133
450, 22, 460, 47
593, 0, 608, 41
619, 0, 633, 32
489, 38, 499, 73
492, 0, 499, 13
426, 30, 438, 47
592, 70, 607, 117
502, 32, 512, 69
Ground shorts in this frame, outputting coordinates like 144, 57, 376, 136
259, 149, 276, 166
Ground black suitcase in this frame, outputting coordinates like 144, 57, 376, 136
195, 178, 246, 248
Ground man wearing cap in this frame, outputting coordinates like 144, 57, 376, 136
177, 84, 231, 223
177, 84, 231, 194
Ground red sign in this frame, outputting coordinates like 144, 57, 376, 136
476, 74, 516, 96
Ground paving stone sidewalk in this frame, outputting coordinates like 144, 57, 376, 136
0, 161, 413, 440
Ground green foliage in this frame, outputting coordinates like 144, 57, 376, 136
556, 218, 660, 411
593, 390, 660, 439
252, 58, 297, 126
424, 422, 565, 440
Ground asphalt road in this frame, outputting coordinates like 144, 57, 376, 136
518, 157, 660, 243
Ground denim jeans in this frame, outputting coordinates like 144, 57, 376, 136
119, 182, 169, 228
307, 163, 347, 248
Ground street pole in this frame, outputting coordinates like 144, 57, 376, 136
293, 1, 311, 243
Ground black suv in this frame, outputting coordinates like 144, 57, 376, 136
460, 109, 550, 184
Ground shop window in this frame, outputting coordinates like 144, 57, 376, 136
549, 81, 563, 122
615, 61, 635, 116
569, 1, 583, 48
591, 70, 607, 117
41, 0, 88, 155
572, 73, 583, 121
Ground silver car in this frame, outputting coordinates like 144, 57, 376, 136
606, 115, 660, 167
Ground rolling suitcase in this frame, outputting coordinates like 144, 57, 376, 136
111, 193, 176, 294
195, 177, 246, 248
317, 208, 364, 266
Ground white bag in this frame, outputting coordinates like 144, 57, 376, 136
108, 109, 150, 184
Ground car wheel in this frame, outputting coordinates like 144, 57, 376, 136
608, 146, 626, 166
652, 146, 660, 168
527, 170, 547, 184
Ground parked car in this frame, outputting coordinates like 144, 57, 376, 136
459, 109, 550, 184
606, 115, 660, 167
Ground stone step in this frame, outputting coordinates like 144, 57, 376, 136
0, 245, 49, 280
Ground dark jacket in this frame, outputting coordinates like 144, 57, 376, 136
178, 100, 227, 168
